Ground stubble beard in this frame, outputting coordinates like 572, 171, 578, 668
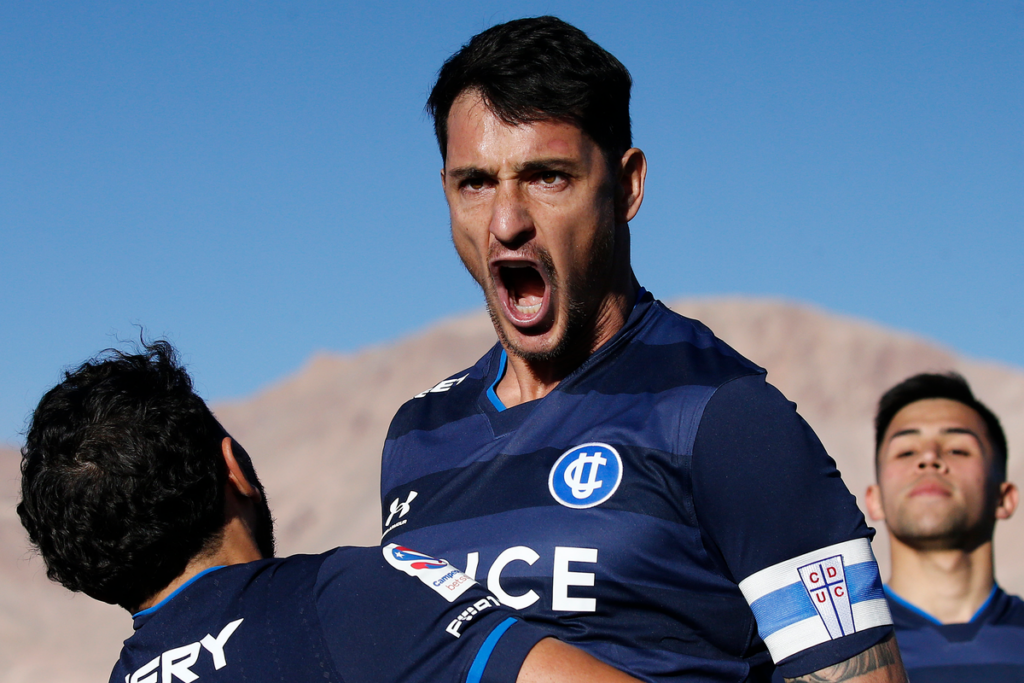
888, 498, 993, 552
479, 224, 617, 366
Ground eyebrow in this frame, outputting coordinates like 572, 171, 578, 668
445, 157, 583, 182
942, 427, 982, 441
887, 427, 983, 444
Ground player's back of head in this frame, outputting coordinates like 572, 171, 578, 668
427, 15, 633, 163
18, 341, 232, 611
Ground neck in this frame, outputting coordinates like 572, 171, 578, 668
887, 535, 996, 623
133, 514, 264, 613
497, 267, 639, 406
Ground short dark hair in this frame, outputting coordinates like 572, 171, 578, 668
427, 16, 633, 163
874, 372, 1008, 477
18, 341, 240, 611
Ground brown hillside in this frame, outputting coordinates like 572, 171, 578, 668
3, 297, 1022, 681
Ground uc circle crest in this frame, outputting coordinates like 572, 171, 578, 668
548, 442, 623, 509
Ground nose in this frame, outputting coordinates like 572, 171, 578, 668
917, 444, 948, 472
489, 183, 534, 248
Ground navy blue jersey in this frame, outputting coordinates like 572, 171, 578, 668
111, 545, 546, 683
380, 292, 892, 682
887, 585, 1024, 682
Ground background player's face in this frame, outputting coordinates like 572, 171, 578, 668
441, 91, 623, 362
869, 399, 1002, 550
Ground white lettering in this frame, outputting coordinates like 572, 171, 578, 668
161, 642, 201, 683
552, 547, 597, 612
464, 551, 479, 580
130, 657, 160, 683
200, 618, 243, 670
414, 374, 468, 398
445, 596, 501, 638
487, 546, 540, 609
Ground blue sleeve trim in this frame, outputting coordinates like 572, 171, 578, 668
467, 617, 518, 683
132, 565, 227, 618
486, 350, 508, 412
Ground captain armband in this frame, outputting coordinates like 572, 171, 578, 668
738, 538, 892, 663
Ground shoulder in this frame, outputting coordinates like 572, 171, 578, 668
385, 346, 499, 441
991, 588, 1024, 626
574, 300, 765, 396
111, 555, 336, 683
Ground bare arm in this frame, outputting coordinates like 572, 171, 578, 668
516, 638, 641, 683
785, 633, 907, 683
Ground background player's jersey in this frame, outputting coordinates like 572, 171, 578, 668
886, 586, 1024, 682
111, 546, 545, 683
381, 291, 892, 682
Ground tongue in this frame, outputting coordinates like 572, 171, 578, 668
505, 267, 545, 308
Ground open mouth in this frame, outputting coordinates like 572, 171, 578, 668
493, 261, 551, 328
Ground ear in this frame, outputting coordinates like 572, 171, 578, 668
221, 436, 261, 501
996, 481, 1018, 521
440, 167, 447, 192
615, 148, 647, 224
865, 484, 886, 522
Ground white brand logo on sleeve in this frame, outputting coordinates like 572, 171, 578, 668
548, 443, 623, 508
382, 544, 476, 602
738, 538, 892, 663
385, 490, 418, 527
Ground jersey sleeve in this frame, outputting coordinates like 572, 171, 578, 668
691, 374, 892, 679
314, 546, 548, 683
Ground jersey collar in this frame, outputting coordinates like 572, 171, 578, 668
884, 584, 1000, 626
132, 565, 228, 625
485, 286, 651, 414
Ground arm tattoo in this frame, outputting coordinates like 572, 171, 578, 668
785, 635, 905, 683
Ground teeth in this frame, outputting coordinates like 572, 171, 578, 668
514, 302, 541, 315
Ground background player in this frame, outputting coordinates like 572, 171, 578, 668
380, 16, 907, 683
866, 373, 1024, 681
17, 341, 639, 683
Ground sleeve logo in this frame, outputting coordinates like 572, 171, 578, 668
548, 443, 623, 509
738, 538, 892, 663
385, 490, 418, 527
383, 544, 476, 602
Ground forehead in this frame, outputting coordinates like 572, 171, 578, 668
883, 399, 989, 448
445, 91, 594, 168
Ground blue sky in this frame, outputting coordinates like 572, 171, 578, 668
1, 1, 1021, 444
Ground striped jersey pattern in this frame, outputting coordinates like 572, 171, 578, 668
381, 292, 891, 681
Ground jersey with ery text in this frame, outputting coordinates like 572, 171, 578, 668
110, 546, 545, 683
380, 291, 893, 682
887, 585, 1024, 682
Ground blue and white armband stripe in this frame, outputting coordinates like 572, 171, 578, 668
738, 538, 892, 663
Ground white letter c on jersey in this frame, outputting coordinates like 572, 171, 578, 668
487, 546, 540, 609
